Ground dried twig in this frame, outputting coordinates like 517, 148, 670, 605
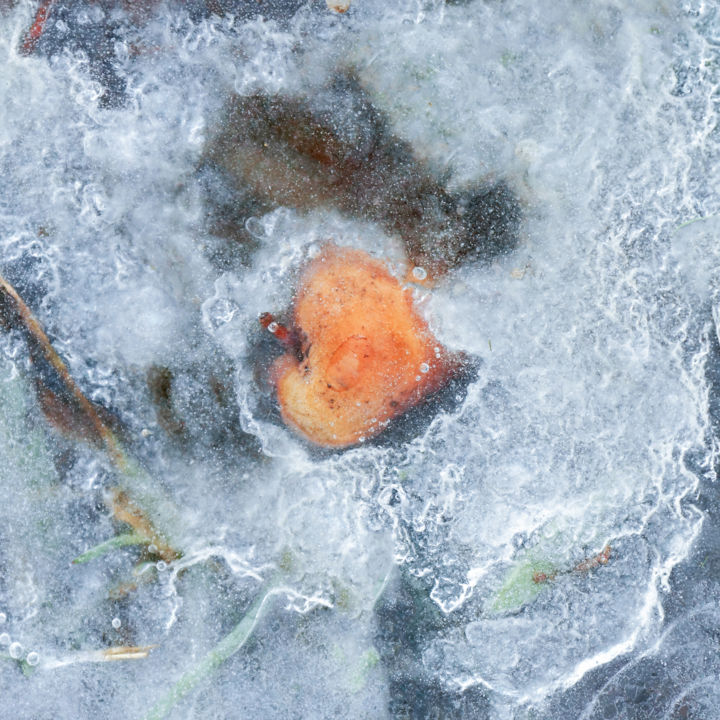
110, 490, 178, 563
574, 544, 611, 574
41, 645, 156, 669
0, 273, 180, 560
532, 545, 612, 585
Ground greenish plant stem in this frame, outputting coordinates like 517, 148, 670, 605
142, 583, 278, 720
674, 214, 720, 232
72, 533, 149, 565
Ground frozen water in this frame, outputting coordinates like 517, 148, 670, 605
1, 0, 720, 718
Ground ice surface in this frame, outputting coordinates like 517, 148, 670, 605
1, 0, 720, 718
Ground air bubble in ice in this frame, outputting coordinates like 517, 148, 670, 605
148, 544, 158, 554
156, 561, 167, 571
0, 633, 9, 646
111, 617, 121, 629
244, 217, 266, 239
420, 363, 430, 373
9, 642, 22, 659
26, 652, 39, 667
412, 266, 427, 281
0, 612, 6, 624
267, 321, 279, 334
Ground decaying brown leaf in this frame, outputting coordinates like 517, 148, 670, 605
0, 273, 127, 466
146, 365, 187, 440
0, 273, 179, 561
268, 245, 465, 447
203, 75, 520, 277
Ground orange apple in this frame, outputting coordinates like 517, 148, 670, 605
269, 245, 462, 447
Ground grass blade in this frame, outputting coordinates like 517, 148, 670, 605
143, 584, 277, 720
72, 532, 149, 565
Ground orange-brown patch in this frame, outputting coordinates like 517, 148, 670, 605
271, 245, 461, 447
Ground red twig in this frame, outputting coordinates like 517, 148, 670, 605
259, 312, 292, 345
21, 0, 55, 56
532, 545, 612, 585
574, 545, 611, 573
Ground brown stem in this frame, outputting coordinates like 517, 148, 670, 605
259, 312, 305, 362
532, 545, 612, 585
0, 273, 127, 470
110, 489, 178, 563
0, 273, 179, 562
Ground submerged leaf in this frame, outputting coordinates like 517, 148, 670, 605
143, 583, 277, 720
491, 545, 613, 613
204, 78, 520, 274
72, 532, 149, 565
490, 557, 556, 614
0, 273, 182, 560
0, 273, 125, 467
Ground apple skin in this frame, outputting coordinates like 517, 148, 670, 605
270, 245, 462, 448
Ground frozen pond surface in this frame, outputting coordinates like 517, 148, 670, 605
1, 0, 720, 717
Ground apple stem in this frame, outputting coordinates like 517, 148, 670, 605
259, 313, 305, 362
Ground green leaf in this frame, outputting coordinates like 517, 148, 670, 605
142, 582, 277, 720
72, 533, 149, 565
348, 648, 380, 693
490, 557, 555, 614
